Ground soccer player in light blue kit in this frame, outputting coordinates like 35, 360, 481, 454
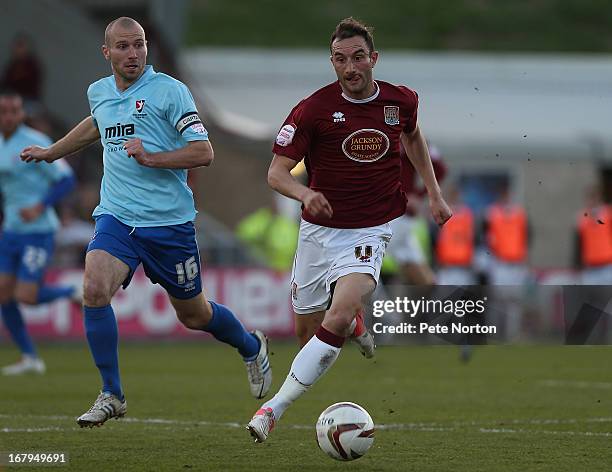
0, 91, 79, 375
20, 17, 272, 427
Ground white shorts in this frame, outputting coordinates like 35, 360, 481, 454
386, 215, 425, 265
291, 219, 392, 315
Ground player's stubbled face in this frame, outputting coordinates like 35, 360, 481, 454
108, 27, 147, 84
331, 36, 378, 100
0, 97, 24, 136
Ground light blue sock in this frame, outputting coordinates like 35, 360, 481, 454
1, 301, 37, 356
204, 302, 259, 360
36, 285, 74, 304
83, 305, 123, 400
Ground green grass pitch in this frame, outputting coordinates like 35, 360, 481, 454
1, 342, 610, 471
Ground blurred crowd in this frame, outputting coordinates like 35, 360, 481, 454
237, 151, 612, 287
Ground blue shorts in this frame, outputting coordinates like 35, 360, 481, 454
0, 231, 55, 283
87, 214, 202, 300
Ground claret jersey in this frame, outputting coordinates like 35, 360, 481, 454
273, 80, 419, 229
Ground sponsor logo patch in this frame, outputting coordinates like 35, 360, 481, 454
384, 106, 400, 125
276, 124, 296, 147
341, 129, 390, 162
190, 122, 207, 135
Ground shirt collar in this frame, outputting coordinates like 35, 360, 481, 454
116, 65, 154, 94
341, 80, 380, 104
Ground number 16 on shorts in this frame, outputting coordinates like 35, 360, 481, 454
175, 256, 199, 285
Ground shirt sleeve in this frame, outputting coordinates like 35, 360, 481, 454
271, 99, 313, 161
86, 83, 99, 129
165, 82, 209, 142
399, 86, 419, 134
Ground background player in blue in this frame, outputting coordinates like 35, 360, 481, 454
0, 91, 79, 375
20, 17, 272, 427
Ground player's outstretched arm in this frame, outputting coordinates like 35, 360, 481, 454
21, 116, 100, 163
268, 154, 332, 218
400, 125, 452, 226
124, 139, 213, 169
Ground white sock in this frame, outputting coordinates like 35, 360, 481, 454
262, 330, 343, 420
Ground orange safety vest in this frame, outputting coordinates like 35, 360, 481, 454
577, 206, 612, 267
487, 204, 527, 263
436, 206, 474, 266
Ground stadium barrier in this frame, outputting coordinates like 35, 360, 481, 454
13, 268, 294, 340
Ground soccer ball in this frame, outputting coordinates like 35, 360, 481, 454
315, 402, 375, 461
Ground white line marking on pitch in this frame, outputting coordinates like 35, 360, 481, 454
0, 414, 610, 437
539, 380, 612, 389
1, 427, 67, 433
480, 428, 612, 438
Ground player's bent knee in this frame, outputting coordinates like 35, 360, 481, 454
83, 277, 113, 307
15, 284, 38, 305
0, 289, 13, 305
14, 289, 38, 305
325, 304, 359, 333
0, 279, 17, 304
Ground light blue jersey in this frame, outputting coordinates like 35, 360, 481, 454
88, 65, 209, 227
0, 125, 72, 233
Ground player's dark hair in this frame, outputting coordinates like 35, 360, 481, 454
330, 17, 375, 54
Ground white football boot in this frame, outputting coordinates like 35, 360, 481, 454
246, 407, 276, 443
245, 330, 272, 398
77, 391, 127, 428
2, 356, 46, 375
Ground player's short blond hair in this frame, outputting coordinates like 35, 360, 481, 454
104, 17, 144, 46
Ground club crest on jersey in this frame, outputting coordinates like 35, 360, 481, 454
135, 100, 146, 113
342, 129, 390, 163
276, 124, 296, 147
384, 106, 400, 125
354, 245, 373, 263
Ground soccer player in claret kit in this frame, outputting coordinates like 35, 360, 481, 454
20, 17, 271, 427
247, 17, 451, 442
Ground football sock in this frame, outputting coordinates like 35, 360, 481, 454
36, 285, 75, 304
204, 301, 259, 360
262, 326, 344, 420
1, 301, 37, 356
83, 305, 123, 400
